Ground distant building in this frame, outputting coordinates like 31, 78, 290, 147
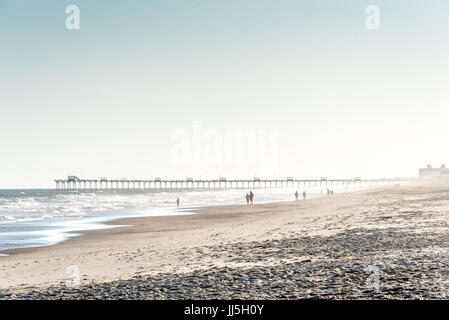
419, 164, 449, 178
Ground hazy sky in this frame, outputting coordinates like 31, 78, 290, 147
1, 0, 449, 188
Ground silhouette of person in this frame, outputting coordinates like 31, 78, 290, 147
295, 191, 299, 200
249, 191, 254, 204
176, 198, 180, 208
303, 191, 306, 200
245, 193, 250, 205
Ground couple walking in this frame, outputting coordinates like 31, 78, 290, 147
295, 190, 306, 200
245, 191, 254, 205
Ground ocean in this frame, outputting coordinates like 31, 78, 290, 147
0, 184, 370, 253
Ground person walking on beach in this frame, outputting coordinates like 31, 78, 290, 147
176, 198, 180, 208
303, 191, 306, 200
295, 191, 299, 200
249, 191, 254, 204
245, 193, 250, 205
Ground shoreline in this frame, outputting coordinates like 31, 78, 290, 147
0, 187, 344, 255
0, 186, 384, 291
0, 187, 365, 256
0, 199, 308, 257
2, 182, 448, 299
0, 187, 377, 257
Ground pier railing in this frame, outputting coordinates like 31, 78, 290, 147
54, 176, 408, 191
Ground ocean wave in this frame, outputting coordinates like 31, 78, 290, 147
0, 215, 16, 221
0, 185, 353, 226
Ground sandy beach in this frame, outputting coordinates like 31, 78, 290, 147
1, 182, 449, 299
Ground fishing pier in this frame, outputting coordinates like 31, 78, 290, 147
54, 176, 404, 191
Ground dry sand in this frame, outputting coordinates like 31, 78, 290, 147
1, 182, 449, 299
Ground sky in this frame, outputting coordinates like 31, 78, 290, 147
1, 0, 449, 188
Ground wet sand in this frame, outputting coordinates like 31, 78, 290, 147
1, 182, 449, 299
